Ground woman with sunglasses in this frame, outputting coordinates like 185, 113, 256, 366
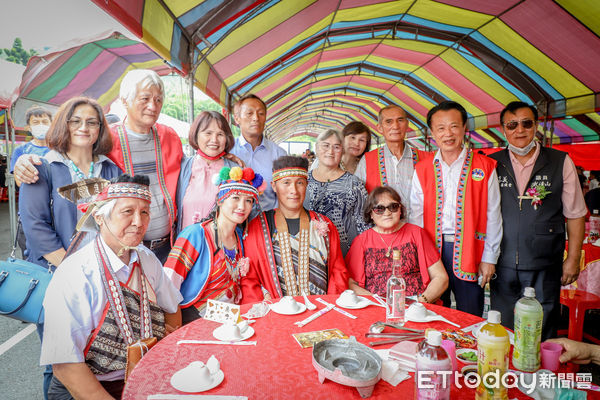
345, 186, 448, 303
20, 97, 121, 270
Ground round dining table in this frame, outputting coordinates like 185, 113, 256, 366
123, 295, 540, 399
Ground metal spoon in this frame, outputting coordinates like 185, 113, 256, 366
302, 292, 317, 310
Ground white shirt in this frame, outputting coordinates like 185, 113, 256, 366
408, 148, 502, 264
40, 237, 183, 378
355, 143, 416, 210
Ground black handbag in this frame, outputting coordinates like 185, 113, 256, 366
0, 232, 53, 324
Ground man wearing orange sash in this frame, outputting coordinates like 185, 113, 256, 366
107, 70, 183, 263
241, 156, 349, 303
355, 105, 427, 212
409, 101, 502, 317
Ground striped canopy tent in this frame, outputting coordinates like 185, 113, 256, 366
91, 0, 600, 149
11, 31, 175, 127
0, 59, 24, 134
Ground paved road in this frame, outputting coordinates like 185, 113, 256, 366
0, 201, 44, 399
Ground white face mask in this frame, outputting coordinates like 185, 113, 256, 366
30, 124, 50, 140
508, 139, 536, 156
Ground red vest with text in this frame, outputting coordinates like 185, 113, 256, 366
364, 146, 428, 193
415, 151, 496, 281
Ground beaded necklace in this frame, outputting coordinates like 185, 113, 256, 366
65, 155, 94, 180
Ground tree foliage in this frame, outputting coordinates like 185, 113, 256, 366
3, 38, 37, 66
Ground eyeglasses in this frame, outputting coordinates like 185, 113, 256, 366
504, 119, 535, 130
319, 142, 343, 152
372, 202, 401, 215
67, 118, 101, 129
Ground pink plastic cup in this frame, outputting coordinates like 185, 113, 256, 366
540, 341, 563, 372
441, 339, 457, 373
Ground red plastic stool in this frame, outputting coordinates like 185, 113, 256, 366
559, 289, 600, 344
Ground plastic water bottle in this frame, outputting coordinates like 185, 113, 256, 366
415, 330, 452, 400
386, 249, 405, 325
513, 287, 543, 371
476, 310, 510, 400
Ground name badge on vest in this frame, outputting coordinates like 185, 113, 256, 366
471, 168, 485, 182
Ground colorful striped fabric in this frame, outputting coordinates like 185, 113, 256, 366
16, 32, 174, 111
87, 1, 600, 148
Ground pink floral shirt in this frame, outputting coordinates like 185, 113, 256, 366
181, 156, 225, 229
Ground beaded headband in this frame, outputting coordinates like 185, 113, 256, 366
272, 167, 308, 182
103, 182, 152, 202
213, 166, 266, 203
75, 180, 152, 232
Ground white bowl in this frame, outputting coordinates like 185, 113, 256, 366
215, 322, 242, 341
339, 289, 360, 305
170, 361, 224, 392
406, 302, 428, 319
279, 296, 301, 312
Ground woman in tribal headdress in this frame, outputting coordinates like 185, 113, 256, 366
241, 156, 349, 303
165, 166, 266, 324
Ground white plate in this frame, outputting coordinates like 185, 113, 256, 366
212, 325, 255, 342
269, 301, 306, 315
170, 368, 224, 393
335, 296, 371, 309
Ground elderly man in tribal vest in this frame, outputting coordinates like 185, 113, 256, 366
355, 105, 428, 211
241, 156, 349, 303
489, 101, 586, 339
40, 174, 182, 400
12, 70, 184, 264
409, 101, 502, 317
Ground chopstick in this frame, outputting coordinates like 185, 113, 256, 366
366, 332, 423, 338
369, 336, 424, 346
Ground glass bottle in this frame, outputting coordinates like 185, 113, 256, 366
386, 249, 405, 325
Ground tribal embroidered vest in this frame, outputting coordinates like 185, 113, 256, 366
416, 151, 496, 281
490, 147, 566, 270
83, 273, 166, 375
364, 146, 425, 193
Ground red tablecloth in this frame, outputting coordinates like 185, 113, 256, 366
122, 296, 529, 399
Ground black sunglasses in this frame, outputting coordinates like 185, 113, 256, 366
372, 202, 401, 215
504, 119, 535, 130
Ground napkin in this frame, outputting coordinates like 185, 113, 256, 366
374, 349, 411, 386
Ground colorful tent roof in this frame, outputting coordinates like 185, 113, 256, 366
12, 31, 174, 126
91, 0, 600, 148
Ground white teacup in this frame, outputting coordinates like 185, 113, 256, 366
219, 322, 243, 340
186, 361, 212, 384
237, 320, 249, 334
339, 289, 360, 305
279, 295, 300, 312
406, 302, 428, 319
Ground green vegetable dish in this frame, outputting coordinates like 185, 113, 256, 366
458, 351, 477, 361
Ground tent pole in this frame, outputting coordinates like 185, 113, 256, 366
7, 121, 17, 253
188, 72, 194, 124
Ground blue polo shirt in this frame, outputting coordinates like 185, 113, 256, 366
10, 142, 49, 172
231, 134, 287, 212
